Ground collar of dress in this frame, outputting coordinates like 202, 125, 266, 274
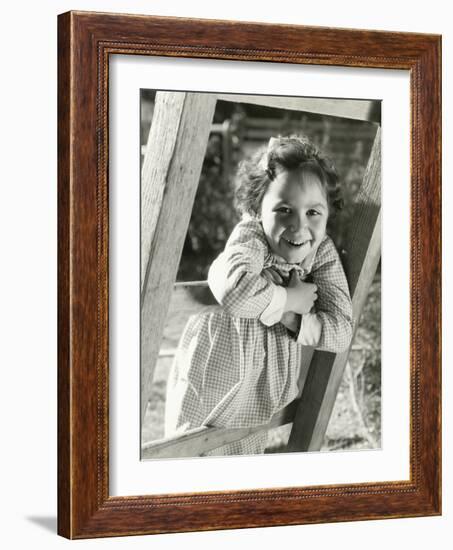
263, 250, 316, 278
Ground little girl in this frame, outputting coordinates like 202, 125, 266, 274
165, 135, 353, 456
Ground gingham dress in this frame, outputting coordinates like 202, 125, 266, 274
165, 218, 353, 456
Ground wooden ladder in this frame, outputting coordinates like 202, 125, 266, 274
141, 92, 381, 458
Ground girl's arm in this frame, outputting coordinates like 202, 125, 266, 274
296, 236, 353, 353
208, 218, 286, 321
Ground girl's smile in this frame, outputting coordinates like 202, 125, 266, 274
259, 169, 328, 264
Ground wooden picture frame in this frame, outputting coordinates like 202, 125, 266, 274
58, 11, 441, 538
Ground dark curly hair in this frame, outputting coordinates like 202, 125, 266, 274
234, 135, 343, 217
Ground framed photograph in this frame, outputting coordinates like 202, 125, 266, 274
58, 11, 441, 538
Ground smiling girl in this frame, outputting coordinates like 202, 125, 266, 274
164, 135, 353, 456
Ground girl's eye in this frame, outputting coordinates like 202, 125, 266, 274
307, 209, 321, 217
276, 207, 291, 214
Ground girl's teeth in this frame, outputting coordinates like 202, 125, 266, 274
287, 239, 306, 246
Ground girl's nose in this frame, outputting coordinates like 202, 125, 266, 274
289, 213, 308, 233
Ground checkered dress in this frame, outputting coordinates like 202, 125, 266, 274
165, 219, 353, 456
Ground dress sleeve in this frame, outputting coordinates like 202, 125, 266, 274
297, 236, 353, 352
208, 219, 286, 320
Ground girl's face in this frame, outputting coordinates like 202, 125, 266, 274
259, 169, 328, 264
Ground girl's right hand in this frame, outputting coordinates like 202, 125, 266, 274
284, 270, 318, 315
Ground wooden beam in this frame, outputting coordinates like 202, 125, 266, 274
216, 94, 380, 123
140, 91, 217, 423
142, 400, 297, 459
287, 127, 381, 452
296, 347, 315, 397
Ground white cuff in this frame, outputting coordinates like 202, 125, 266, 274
260, 286, 287, 326
297, 313, 322, 346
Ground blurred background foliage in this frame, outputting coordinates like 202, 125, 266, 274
141, 90, 381, 452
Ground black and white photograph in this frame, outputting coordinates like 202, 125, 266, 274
140, 91, 381, 459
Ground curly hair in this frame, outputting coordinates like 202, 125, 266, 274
234, 135, 343, 217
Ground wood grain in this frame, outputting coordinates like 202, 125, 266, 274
57, 11, 71, 537
58, 11, 441, 539
142, 401, 297, 459
140, 92, 216, 422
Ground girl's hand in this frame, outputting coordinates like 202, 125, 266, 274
284, 270, 318, 315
